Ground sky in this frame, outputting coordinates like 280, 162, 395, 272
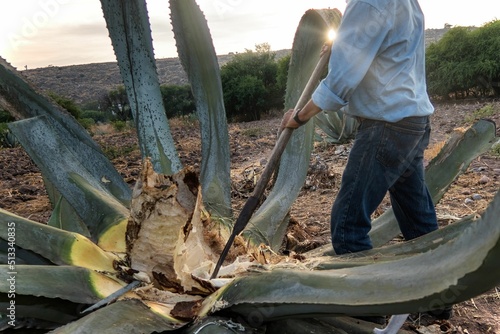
0, 0, 498, 69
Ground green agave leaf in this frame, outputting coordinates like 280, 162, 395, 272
369, 119, 497, 247
169, 0, 232, 219
314, 109, 359, 144
50, 299, 184, 334
0, 210, 118, 272
44, 176, 90, 237
0, 239, 53, 266
48, 195, 90, 238
0, 57, 131, 205
0, 294, 80, 325
202, 190, 500, 320
0, 265, 125, 304
100, 0, 182, 175
243, 9, 343, 250
8, 116, 129, 252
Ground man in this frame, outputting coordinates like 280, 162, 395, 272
282, 0, 452, 321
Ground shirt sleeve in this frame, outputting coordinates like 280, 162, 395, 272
312, 1, 391, 111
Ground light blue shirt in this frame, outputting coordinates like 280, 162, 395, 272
312, 0, 434, 122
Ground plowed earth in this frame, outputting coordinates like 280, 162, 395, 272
1, 100, 499, 333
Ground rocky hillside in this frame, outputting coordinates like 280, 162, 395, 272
20, 29, 449, 107
21, 53, 235, 106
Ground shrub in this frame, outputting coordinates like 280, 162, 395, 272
100, 85, 131, 121
48, 92, 82, 119
426, 20, 500, 99
111, 120, 127, 132
491, 141, 500, 156
221, 43, 285, 122
80, 110, 111, 123
78, 118, 96, 131
464, 104, 499, 123
0, 109, 14, 123
160, 84, 196, 118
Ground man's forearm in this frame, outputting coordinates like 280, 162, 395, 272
294, 99, 322, 124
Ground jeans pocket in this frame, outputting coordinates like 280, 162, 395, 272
376, 120, 427, 168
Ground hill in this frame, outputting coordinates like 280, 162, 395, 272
21, 53, 235, 106
20, 29, 449, 106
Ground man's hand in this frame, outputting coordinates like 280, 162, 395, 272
280, 109, 302, 131
279, 100, 322, 133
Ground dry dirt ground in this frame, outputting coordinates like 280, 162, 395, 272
1, 100, 499, 333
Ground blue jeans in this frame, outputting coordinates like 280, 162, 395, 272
331, 116, 438, 254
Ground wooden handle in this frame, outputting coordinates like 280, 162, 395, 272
210, 46, 332, 279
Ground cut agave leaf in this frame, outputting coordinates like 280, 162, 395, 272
0, 265, 127, 304
243, 9, 343, 250
170, 0, 232, 219
8, 116, 129, 252
100, 0, 182, 175
127, 160, 236, 293
0, 57, 131, 205
50, 299, 185, 333
127, 161, 199, 281
0, 210, 118, 272
201, 190, 500, 319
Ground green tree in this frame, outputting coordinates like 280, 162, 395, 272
103, 85, 131, 121
426, 21, 500, 98
160, 84, 195, 118
221, 43, 284, 121
470, 20, 500, 95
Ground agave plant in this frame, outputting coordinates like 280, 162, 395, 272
1, 0, 499, 333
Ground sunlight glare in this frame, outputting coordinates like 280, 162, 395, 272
328, 29, 337, 41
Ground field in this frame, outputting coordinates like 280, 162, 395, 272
1, 99, 499, 333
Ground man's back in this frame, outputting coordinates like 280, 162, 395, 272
312, 0, 433, 122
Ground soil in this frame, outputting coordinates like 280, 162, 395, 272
1, 100, 499, 333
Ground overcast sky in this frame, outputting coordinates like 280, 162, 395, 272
0, 0, 498, 69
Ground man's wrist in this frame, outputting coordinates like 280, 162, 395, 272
293, 109, 308, 125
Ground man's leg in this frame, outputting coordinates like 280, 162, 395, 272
389, 122, 438, 240
331, 120, 391, 254
331, 116, 433, 254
